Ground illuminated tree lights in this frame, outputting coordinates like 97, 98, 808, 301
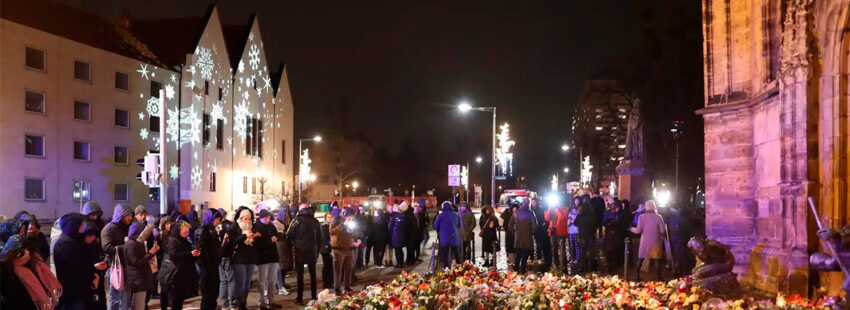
580, 156, 593, 186
495, 122, 515, 177
299, 148, 312, 187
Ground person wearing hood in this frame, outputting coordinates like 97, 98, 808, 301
0, 234, 62, 310
319, 212, 335, 289
366, 208, 388, 267
54, 212, 95, 310
509, 198, 537, 274
500, 203, 517, 263
14, 212, 50, 262
402, 203, 419, 265
273, 207, 293, 296
479, 205, 500, 267
195, 210, 222, 310
156, 215, 174, 310
82, 221, 108, 310
459, 203, 476, 262
227, 207, 258, 310
330, 208, 361, 295
102, 204, 134, 310
164, 221, 200, 310
387, 203, 409, 268
433, 201, 461, 269
124, 222, 159, 310
0, 218, 25, 244
286, 204, 322, 305
254, 209, 279, 310
84, 202, 107, 230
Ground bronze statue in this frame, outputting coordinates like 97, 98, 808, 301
810, 226, 850, 309
687, 237, 741, 298
623, 99, 644, 160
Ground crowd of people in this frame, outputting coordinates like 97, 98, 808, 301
0, 191, 698, 310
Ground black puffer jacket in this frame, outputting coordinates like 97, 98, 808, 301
124, 222, 155, 293
254, 218, 279, 265
165, 224, 199, 299
54, 212, 94, 303
286, 208, 321, 262
227, 207, 258, 265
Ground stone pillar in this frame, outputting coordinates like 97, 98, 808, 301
616, 159, 648, 202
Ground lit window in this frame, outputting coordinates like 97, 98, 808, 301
113, 183, 129, 201
619, 108, 627, 112
618, 144, 626, 149
25, 91, 45, 114
73, 180, 90, 202
25, 47, 44, 70
210, 172, 216, 192
74, 60, 91, 81
595, 114, 601, 119
25, 178, 45, 201
149, 188, 160, 202
74, 100, 90, 121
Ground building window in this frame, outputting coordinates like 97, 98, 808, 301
281, 140, 286, 164
150, 81, 162, 98
25, 134, 44, 157
115, 108, 130, 128
150, 116, 160, 132
210, 172, 216, 192
216, 119, 224, 149
251, 177, 257, 194
74, 100, 90, 121
149, 188, 160, 202
25, 178, 45, 201
25, 91, 45, 114
115, 72, 129, 90
25, 47, 44, 70
114, 146, 129, 164
253, 79, 257, 90
73, 180, 90, 202
113, 183, 128, 201
257, 119, 263, 157
202, 113, 210, 145
243, 176, 248, 193
73, 140, 90, 161
218, 87, 223, 100
204, 80, 209, 95
74, 60, 91, 81
245, 118, 252, 155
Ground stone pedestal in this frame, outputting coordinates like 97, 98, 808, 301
616, 159, 648, 202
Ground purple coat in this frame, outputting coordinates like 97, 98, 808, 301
432, 202, 461, 247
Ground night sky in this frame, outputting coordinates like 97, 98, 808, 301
62, 0, 701, 194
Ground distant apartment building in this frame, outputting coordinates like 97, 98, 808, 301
571, 80, 635, 185
0, 0, 295, 219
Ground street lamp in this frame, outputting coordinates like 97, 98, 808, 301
475, 156, 483, 164
352, 181, 359, 195
561, 144, 570, 152
458, 102, 497, 207
563, 167, 569, 173
298, 135, 322, 202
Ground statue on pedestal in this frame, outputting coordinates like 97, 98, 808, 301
624, 99, 644, 161
687, 237, 742, 299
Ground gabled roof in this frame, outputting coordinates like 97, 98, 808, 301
270, 63, 287, 97
129, 5, 215, 69
1, 0, 166, 67
223, 15, 255, 70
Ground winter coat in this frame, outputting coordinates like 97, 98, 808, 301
591, 197, 605, 228
567, 209, 579, 235
630, 211, 666, 259
432, 202, 461, 247
532, 204, 550, 238
545, 207, 569, 237
330, 220, 357, 250
354, 213, 371, 241
368, 210, 389, 247
124, 222, 155, 293
459, 209, 476, 242
228, 207, 258, 265
254, 220, 279, 265
195, 211, 221, 268
510, 204, 537, 250
286, 208, 322, 264
0, 263, 38, 310
274, 208, 294, 272
478, 207, 500, 253
165, 228, 199, 299
500, 208, 515, 234
417, 210, 429, 237
15, 212, 50, 261
101, 204, 133, 263
54, 212, 94, 303
403, 209, 419, 244
320, 222, 332, 254
574, 209, 596, 240
387, 211, 408, 248
82, 202, 107, 230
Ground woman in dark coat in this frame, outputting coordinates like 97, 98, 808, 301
319, 213, 334, 289
165, 221, 200, 310
254, 209, 280, 309
125, 222, 159, 310
82, 221, 107, 310
367, 209, 388, 266
195, 210, 222, 310
156, 216, 174, 310
1, 234, 62, 310
500, 203, 516, 262
228, 207, 258, 310
54, 212, 94, 310
509, 199, 537, 274
478, 206, 500, 267
387, 204, 408, 268
274, 207, 293, 295
402, 204, 419, 265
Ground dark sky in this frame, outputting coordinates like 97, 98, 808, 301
65, 0, 644, 191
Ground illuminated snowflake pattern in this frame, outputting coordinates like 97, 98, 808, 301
186, 110, 202, 146
165, 84, 175, 99
248, 44, 260, 70
136, 64, 149, 79
191, 165, 202, 189
210, 103, 224, 123
138, 112, 145, 120
238, 60, 245, 73
262, 76, 271, 93
169, 165, 179, 180
234, 100, 250, 139
166, 107, 181, 148
196, 47, 214, 80
139, 128, 149, 140
184, 80, 195, 90
170, 73, 177, 83
146, 97, 160, 117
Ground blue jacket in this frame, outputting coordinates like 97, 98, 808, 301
388, 211, 408, 248
432, 202, 461, 247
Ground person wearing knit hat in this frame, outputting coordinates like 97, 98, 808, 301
134, 205, 148, 224
254, 208, 280, 309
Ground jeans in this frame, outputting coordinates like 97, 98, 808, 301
514, 248, 532, 274
105, 267, 132, 310
232, 263, 256, 310
131, 292, 146, 310
332, 249, 354, 291
198, 265, 219, 310
551, 235, 567, 272
257, 263, 278, 306
218, 258, 235, 309
294, 254, 318, 301
535, 231, 552, 267
320, 252, 334, 289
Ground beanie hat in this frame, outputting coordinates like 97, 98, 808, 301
135, 205, 148, 215
258, 209, 271, 219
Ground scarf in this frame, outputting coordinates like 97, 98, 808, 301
14, 253, 62, 310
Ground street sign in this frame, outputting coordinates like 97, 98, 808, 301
448, 176, 461, 187
448, 164, 461, 186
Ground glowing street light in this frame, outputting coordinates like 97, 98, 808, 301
313, 135, 322, 142
456, 100, 497, 206
458, 102, 472, 113
561, 144, 570, 152
475, 156, 483, 163
563, 167, 569, 173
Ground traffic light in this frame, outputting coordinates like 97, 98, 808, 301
136, 154, 161, 187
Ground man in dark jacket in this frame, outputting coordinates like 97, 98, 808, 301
286, 205, 322, 304
84, 202, 107, 230
402, 203, 419, 265
254, 209, 279, 310
531, 198, 551, 269
353, 206, 370, 269
459, 203, 476, 262
432, 201, 461, 269
319, 213, 334, 289
387, 203, 408, 268
366, 209, 388, 267
14, 212, 50, 262
196, 210, 222, 310
55, 212, 96, 310
124, 222, 159, 310
102, 204, 134, 310
82, 221, 108, 310
510, 199, 537, 274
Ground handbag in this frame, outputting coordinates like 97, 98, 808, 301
109, 248, 124, 290
158, 258, 178, 286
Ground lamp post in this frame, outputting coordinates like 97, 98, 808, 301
458, 102, 497, 207
298, 135, 322, 203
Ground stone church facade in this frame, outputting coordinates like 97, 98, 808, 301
699, 0, 850, 294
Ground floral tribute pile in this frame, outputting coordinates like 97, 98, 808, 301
306, 262, 842, 310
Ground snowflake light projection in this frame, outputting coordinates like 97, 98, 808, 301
139, 128, 149, 140
170, 73, 177, 83
262, 76, 271, 93
138, 112, 145, 120
136, 64, 149, 79
248, 44, 260, 70
166, 107, 181, 148
185, 109, 202, 146
165, 84, 175, 99
210, 103, 224, 124
191, 165, 202, 189
495, 123, 515, 178
580, 156, 593, 186
196, 47, 214, 80
233, 100, 250, 139
184, 80, 195, 90
146, 97, 160, 117
169, 165, 179, 180
238, 60, 245, 73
